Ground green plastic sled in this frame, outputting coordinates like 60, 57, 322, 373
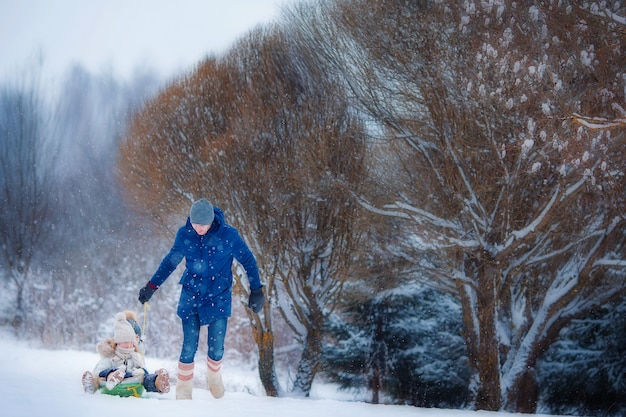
99, 376, 145, 398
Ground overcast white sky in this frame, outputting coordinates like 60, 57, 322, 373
0, 0, 299, 82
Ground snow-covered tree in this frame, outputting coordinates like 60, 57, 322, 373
214, 26, 369, 396
296, 0, 626, 412
539, 300, 626, 415
324, 283, 469, 407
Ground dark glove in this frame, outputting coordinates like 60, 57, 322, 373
138, 282, 157, 304
248, 287, 264, 314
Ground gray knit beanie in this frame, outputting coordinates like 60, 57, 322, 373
189, 198, 214, 225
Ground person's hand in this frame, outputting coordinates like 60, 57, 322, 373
138, 283, 157, 304
248, 287, 265, 313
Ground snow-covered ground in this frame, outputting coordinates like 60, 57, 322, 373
0, 329, 564, 417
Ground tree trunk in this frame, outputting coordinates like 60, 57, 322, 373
257, 329, 281, 397
504, 325, 563, 413
10, 270, 26, 328
371, 365, 380, 404
242, 276, 281, 397
292, 327, 322, 396
370, 313, 384, 404
466, 250, 502, 411
507, 367, 538, 413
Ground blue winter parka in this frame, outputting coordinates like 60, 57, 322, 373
148, 207, 261, 325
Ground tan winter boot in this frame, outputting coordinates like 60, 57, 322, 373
207, 357, 224, 399
176, 361, 194, 400
105, 368, 125, 390
81, 371, 97, 394
155, 368, 170, 394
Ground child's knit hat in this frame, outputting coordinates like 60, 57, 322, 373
114, 312, 137, 344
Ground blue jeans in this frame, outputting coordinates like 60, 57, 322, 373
179, 315, 228, 364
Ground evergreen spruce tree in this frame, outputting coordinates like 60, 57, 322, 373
323, 284, 469, 407
539, 300, 626, 416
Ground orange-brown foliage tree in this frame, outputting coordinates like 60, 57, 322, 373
118, 22, 368, 397
118, 57, 237, 230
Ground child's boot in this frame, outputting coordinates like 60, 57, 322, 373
176, 361, 194, 400
207, 357, 224, 399
106, 368, 125, 390
82, 371, 97, 393
155, 368, 170, 393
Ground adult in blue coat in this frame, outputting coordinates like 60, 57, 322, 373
138, 198, 264, 400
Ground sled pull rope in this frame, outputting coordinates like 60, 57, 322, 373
141, 302, 149, 363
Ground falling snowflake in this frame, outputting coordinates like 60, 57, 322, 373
531, 162, 542, 173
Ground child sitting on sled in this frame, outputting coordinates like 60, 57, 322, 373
81, 311, 170, 395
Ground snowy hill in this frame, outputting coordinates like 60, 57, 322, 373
0, 330, 564, 417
